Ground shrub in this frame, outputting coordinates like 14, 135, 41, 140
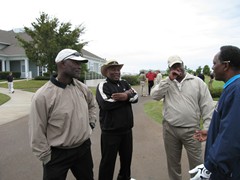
210, 87, 223, 98
43, 72, 50, 77
122, 75, 139, 85
34, 76, 50, 80
0, 71, 21, 79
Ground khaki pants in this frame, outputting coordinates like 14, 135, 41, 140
8, 82, 14, 93
163, 120, 203, 180
140, 81, 146, 96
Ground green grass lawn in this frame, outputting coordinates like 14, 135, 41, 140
0, 80, 48, 92
144, 100, 163, 123
0, 93, 11, 105
90, 87, 96, 95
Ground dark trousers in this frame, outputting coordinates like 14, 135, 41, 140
43, 139, 94, 180
148, 80, 154, 95
98, 130, 133, 180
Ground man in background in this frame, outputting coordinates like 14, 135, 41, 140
146, 70, 156, 95
208, 73, 214, 89
7, 72, 14, 93
155, 70, 162, 84
139, 70, 147, 96
197, 73, 205, 81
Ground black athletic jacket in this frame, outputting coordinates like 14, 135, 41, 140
96, 78, 138, 133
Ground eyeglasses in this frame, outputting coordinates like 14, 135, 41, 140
63, 52, 83, 61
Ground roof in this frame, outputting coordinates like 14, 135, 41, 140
81, 49, 104, 60
0, 29, 104, 60
0, 30, 28, 56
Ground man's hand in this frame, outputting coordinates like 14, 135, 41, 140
111, 89, 134, 101
125, 89, 134, 94
111, 92, 128, 101
193, 130, 208, 142
169, 69, 182, 81
189, 164, 211, 180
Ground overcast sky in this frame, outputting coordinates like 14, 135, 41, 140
1, 0, 240, 74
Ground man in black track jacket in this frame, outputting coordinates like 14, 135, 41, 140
96, 60, 138, 180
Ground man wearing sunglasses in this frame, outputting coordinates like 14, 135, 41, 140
29, 48, 97, 180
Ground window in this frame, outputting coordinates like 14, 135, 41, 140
21, 65, 25, 72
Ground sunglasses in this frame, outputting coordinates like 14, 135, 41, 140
221, 60, 230, 64
63, 52, 83, 61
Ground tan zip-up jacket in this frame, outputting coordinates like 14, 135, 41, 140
29, 77, 96, 163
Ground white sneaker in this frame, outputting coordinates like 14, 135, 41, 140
130, 178, 136, 180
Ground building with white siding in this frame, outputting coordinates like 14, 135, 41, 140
0, 29, 106, 78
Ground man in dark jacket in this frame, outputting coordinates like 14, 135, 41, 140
96, 60, 138, 180
190, 45, 240, 180
7, 72, 14, 93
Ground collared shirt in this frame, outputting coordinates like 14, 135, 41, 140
173, 75, 187, 91
223, 74, 240, 89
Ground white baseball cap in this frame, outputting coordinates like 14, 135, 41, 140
55, 48, 88, 63
167, 55, 183, 67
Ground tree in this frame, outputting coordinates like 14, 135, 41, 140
16, 12, 88, 75
185, 65, 194, 75
195, 66, 202, 75
203, 65, 211, 76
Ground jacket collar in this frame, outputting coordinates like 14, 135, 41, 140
50, 75, 75, 89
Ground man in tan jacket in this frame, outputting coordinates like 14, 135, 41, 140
29, 48, 97, 180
